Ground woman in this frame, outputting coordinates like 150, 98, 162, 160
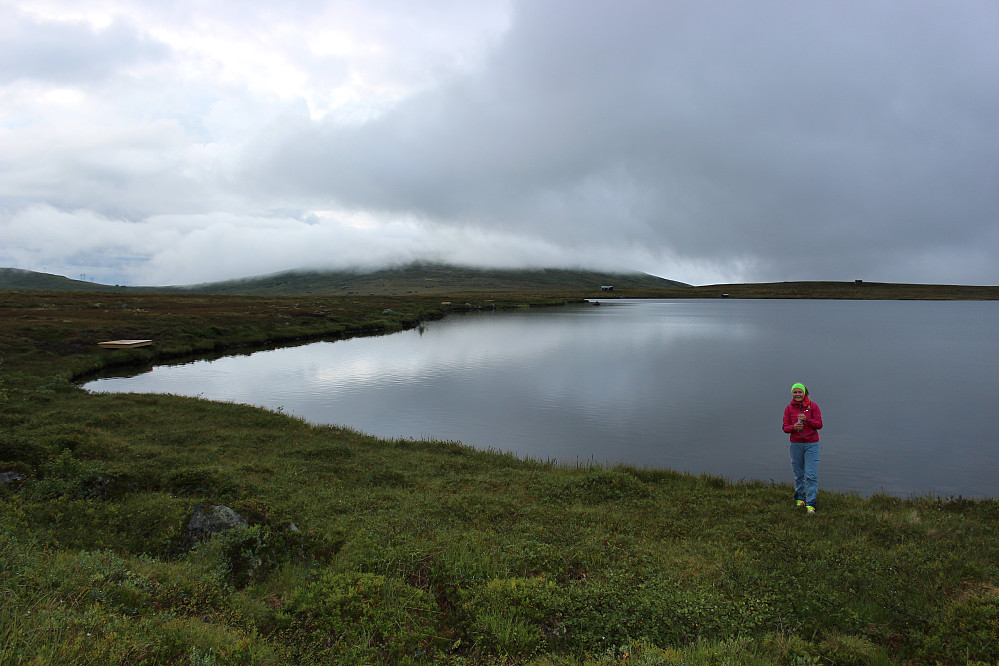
783, 382, 823, 514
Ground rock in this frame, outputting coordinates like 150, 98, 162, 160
0, 471, 25, 485
382, 309, 398, 315
185, 504, 247, 546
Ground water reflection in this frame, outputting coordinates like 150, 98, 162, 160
84, 299, 999, 498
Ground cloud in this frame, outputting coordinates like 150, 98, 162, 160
2, 0, 998, 286
3, 204, 694, 286
240, 1, 999, 283
0, 12, 168, 85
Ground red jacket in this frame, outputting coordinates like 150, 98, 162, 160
783, 398, 822, 443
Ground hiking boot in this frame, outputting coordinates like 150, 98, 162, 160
806, 505, 816, 514
796, 500, 805, 507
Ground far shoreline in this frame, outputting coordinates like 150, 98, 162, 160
597, 280, 999, 300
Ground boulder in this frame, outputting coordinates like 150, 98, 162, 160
185, 504, 247, 546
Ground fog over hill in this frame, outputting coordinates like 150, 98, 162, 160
0, 264, 687, 295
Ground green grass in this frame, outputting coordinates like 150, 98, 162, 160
1, 290, 998, 664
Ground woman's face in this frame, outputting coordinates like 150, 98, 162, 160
792, 388, 806, 402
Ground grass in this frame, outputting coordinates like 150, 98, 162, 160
1, 289, 998, 664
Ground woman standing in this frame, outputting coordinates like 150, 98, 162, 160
783, 383, 823, 514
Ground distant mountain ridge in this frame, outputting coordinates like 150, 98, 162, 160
0, 264, 688, 295
0, 268, 124, 292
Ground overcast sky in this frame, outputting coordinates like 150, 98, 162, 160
2, 0, 997, 286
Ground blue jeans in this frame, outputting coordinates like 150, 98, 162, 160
790, 441, 820, 506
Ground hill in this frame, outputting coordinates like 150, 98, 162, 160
0, 264, 687, 295
5, 266, 997, 299
0, 267, 124, 292
174, 263, 688, 294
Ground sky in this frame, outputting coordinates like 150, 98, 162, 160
2, 0, 998, 287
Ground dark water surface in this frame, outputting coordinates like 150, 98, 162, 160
84, 299, 999, 498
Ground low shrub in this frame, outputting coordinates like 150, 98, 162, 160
163, 467, 240, 498
921, 589, 999, 663
275, 570, 440, 663
192, 525, 273, 589
460, 576, 569, 659
546, 468, 652, 504
24, 449, 112, 500
0, 434, 52, 467
4, 493, 188, 555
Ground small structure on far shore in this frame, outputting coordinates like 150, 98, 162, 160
600, 285, 614, 291
98, 339, 153, 349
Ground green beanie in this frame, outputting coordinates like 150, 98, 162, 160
791, 383, 807, 394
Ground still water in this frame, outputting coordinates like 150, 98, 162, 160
84, 299, 999, 498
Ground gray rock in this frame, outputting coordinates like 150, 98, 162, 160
0, 471, 25, 485
185, 504, 247, 545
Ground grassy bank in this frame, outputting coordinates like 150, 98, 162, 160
2, 290, 997, 664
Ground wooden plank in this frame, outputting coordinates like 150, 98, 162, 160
98, 339, 153, 349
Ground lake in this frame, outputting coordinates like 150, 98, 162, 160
83, 299, 999, 499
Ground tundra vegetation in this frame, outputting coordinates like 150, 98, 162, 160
1, 287, 997, 665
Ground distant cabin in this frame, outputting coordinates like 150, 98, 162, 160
600, 285, 614, 291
